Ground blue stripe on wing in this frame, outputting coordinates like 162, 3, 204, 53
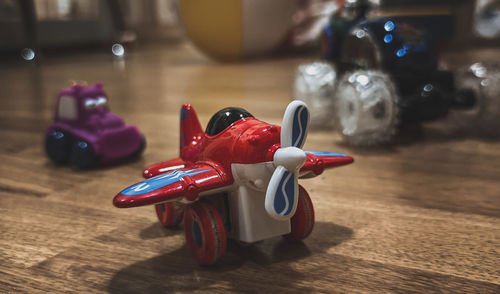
273, 170, 296, 216
291, 105, 309, 148
305, 151, 348, 157
121, 168, 210, 196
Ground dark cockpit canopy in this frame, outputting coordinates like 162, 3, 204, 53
206, 107, 254, 136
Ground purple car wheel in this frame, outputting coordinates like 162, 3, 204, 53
133, 135, 146, 158
71, 141, 98, 169
46, 130, 71, 165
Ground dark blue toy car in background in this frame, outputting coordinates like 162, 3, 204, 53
295, 0, 499, 145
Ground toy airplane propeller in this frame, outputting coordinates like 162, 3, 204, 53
114, 101, 353, 265
265, 101, 309, 220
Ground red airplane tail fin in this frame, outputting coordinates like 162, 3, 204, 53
180, 104, 204, 162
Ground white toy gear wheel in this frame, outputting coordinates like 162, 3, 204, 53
449, 62, 500, 135
334, 70, 399, 146
293, 61, 337, 129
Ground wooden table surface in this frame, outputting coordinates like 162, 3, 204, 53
1, 44, 499, 293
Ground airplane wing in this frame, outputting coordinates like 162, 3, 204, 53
113, 163, 232, 208
299, 151, 354, 178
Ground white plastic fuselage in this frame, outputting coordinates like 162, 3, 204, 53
228, 162, 290, 243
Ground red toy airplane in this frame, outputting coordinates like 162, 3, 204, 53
114, 101, 353, 264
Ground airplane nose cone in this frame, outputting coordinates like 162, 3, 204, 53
274, 147, 306, 171
113, 193, 133, 208
340, 156, 354, 165
319, 154, 354, 168
143, 169, 153, 178
247, 125, 279, 145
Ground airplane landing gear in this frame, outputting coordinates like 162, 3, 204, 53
184, 200, 227, 265
155, 203, 184, 227
284, 185, 315, 241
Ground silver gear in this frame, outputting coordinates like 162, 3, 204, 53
334, 70, 399, 146
293, 61, 338, 129
449, 62, 500, 134
473, 0, 500, 39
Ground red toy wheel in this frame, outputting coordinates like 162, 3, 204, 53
184, 201, 227, 265
284, 185, 315, 241
155, 203, 184, 227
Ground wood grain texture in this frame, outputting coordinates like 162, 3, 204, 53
0, 44, 499, 293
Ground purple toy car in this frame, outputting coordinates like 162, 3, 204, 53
45, 82, 145, 168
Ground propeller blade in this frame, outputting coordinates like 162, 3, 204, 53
265, 166, 299, 220
265, 101, 310, 220
281, 101, 310, 148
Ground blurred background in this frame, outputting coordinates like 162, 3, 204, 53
1, 0, 499, 61
1, 2, 500, 292
0, 0, 499, 135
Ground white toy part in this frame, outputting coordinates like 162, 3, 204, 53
228, 182, 291, 243
274, 147, 307, 172
474, 1, 500, 39
294, 62, 338, 128
58, 96, 78, 120
450, 62, 500, 134
280, 100, 310, 148
265, 165, 299, 221
334, 70, 399, 146
229, 162, 290, 243
265, 101, 310, 220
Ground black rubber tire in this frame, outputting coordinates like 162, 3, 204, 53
71, 141, 98, 169
45, 130, 71, 165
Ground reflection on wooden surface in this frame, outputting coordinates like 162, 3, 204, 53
0, 44, 499, 293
